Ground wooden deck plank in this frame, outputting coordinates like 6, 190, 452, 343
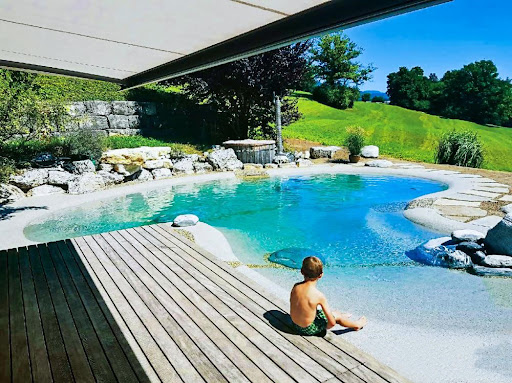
72, 236, 173, 383
28, 245, 74, 383
0, 250, 11, 383
120, 228, 287, 383
107, 230, 262, 383
95, 232, 233, 383
57, 240, 144, 383
68, 238, 159, 383
37, 244, 95, 382
7, 248, 32, 383
141, 225, 333, 383
81, 235, 195, 382
18, 247, 53, 383
47, 242, 117, 382
153, 224, 384, 382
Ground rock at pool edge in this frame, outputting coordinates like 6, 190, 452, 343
173, 214, 200, 227
268, 248, 326, 269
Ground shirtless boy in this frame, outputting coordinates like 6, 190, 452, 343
290, 256, 367, 336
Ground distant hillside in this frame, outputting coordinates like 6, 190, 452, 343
285, 92, 512, 172
359, 90, 389, 101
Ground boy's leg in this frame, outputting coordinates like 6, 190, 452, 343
332, 310, 367, 330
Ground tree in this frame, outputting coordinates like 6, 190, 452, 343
439, 60, 512, 125
0, 69, 69, 142
386, 66, 432, 112
168, 42, 311, 140
361, 93, 371, 102
371, 96, 385, 103
309, 33, 374, 109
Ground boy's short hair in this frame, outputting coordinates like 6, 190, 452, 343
301, 256, 323, 279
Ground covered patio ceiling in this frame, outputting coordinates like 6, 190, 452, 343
0, 0, 449, 89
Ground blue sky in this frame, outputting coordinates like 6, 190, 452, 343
343, 0, 512, 91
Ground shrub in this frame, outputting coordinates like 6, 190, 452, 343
0, 137, 67, 165
312, 84, 359, 109
361, 93, 371, 102
435, 130, 484, 168
62, 129, 107, 162
344, 126, 366, 155
0, 157, 16, 183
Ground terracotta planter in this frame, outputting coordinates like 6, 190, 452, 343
349, 154, 361, 163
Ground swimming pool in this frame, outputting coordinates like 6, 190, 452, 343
24, 173, 512, 383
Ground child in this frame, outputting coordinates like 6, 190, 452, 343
290, 256, 367, 336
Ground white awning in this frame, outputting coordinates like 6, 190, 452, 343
0, 0, 449, 89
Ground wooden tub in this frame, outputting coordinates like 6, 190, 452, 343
223, 139, 276, 164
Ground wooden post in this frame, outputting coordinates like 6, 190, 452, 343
275, 96, 283, 155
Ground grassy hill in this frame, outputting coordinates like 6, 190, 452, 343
284, 92, 512, 172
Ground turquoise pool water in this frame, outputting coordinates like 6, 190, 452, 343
24, 173, 512, 382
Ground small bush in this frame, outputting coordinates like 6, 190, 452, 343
344, 126, 366, 155
312, 84, 359, 109
0, 157, 16, 183
0, 137, 67, 165
435, 130, 484, 168
62, 130, 107, 161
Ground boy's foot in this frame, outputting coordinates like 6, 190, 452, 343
353, 316, 367, 331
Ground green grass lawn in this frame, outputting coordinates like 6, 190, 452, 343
285, 93, 512, 172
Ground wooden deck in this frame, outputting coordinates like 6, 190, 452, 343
0, 223, 411, 383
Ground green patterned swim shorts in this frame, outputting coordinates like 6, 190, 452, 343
293, 309, 328, 336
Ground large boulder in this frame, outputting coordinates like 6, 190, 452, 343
452, 229, 485, 243
172, 214, 199, 227
97, 171, 124, 186
471, 265, 512, 277
501, 204, 512, 215
112, 101, 140, 115
296, 159, 313, 168
102, 149, 145, 165
48, 170, 73, 186
268, 248, 326, 269
207, 148, 243, 171
309, 146, 341, 159
365, 160, 393, 168
406, 237, 472, 269
84, 101, 112, 116
27, 185, 66, 197
361, 145, 379, 158
10, 169, 49, 191
0, 183, 25, 204
484, 215, 512, 256
152, 168, 172, 180
79, 115, 109, 130
193, 162, 213, 174
107, 115, 140, 130
114, 164, 141, 176
456, 241, 483, 254
70, 160, 96, 175
479, 255, 512, 268
173, 157, 195, 174
68, 102, 86, 116
135, 169, 153, 182
142, 159, 173, 170
67, 174, 105, 195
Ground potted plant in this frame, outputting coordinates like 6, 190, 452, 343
344, 126, 365, 163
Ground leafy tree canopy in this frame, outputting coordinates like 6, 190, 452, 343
387, 66, 433, 112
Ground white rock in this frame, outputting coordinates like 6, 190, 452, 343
112, 101, 140, 115
143, 159, 173, 170
365, 160, 393, 168
296, 159, 313, 167
309, 146, 341, 159
136, 169, 154, 182
480, 255, 512, 268
451, 229, 485, 243
484, 215, 512, 256
502, 204, 512, 214
173, 157, 195, 174
303, 150, 310, 159
84, 101, 112, 116
471, 265, 512, 277
207, 148, 243, 171
406, 237, 472, 269
70, 160, 96, 174
97, 171, 124, 186
152, 168, 172, 180
27, 185, 66, 197
114, 164, 141, 176
67, 174, 105, 195
361, 145, 379, 158
99, 163, 113, 172
273, 155, 289, 164
193, 162, 213, 174
264, 163, 278, 169
0, 183, 25, 204
279, 162, 297, 168
48, 170, 73, 186
172, 214, 199, 227
10, 169, 49, 190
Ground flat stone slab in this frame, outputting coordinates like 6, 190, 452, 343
458, 174, 482, 178
473, 186, 509, 193
468, 216, 503, 229
445, 216, 472, 223
502, 204, 512, 214
475, 182, 509, 188
397, 164, 425, 169
445, 193, 492, 202
433, 199, 481, 207
499, 195, 512, 202
462, 190, 502, 198
471, 265, 512, 277
436, 206, 487, 217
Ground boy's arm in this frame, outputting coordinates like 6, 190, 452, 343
318, 294, 337, 328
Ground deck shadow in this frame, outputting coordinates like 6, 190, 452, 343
263, 309, 327, 337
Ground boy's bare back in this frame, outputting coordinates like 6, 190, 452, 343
290, 281, 324, 327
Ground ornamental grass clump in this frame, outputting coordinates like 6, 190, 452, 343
435, 130, 484, 168
344, 126, 366, 155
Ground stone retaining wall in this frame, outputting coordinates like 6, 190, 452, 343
67, 101, 160, 136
